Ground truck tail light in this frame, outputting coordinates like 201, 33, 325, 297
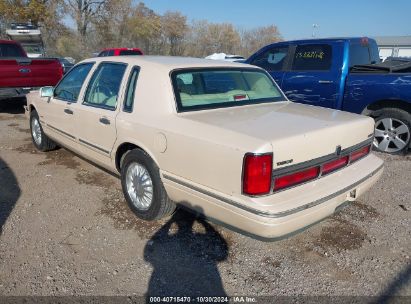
274, 166, 320, 191
58, 64, 64, 79
242, 153, 272, 195
322, 156, 349, 175
350, 145, 370, 163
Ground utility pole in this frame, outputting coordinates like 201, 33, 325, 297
312, 24, 319, 38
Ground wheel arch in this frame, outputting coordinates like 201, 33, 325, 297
114, 142, 159, 173
29, 104, 37, 113
361, 99, 411, 117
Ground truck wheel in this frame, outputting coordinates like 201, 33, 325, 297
121, 149, 176, 220
373, 108, 411, 154
30, 110, 57, 152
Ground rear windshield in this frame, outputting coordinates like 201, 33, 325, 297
22, 45, 43, 54
171, 68, 285, 112
0, 43, 25, 57
349, 40, 380, 67
119, 50, 142, 56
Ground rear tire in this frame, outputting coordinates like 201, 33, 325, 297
30, 110, 57, 152
372, 108, 411, 155
121, 149, 176, 220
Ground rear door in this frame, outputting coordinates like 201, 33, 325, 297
248, 44, 289, 86
281, 43, 341, 109
75, 62, 127, 163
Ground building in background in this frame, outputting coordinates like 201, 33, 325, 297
374, 36, 411, 61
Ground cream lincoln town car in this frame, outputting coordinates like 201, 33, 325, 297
25, 56, 384, 239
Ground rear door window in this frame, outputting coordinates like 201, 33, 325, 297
119, 50, 142, 56
54, 63, 94, 102
349, 43, 371, 67
123, 67, 140, 112
250, 46, 289, 71
83, 62, 127, 110
292, 44, 332, 71
0, 44, 25, 57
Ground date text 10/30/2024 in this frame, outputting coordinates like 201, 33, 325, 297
149, 296, 257, 303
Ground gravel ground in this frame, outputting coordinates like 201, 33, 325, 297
0, 99, 410, 300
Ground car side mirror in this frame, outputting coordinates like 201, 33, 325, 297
40, 86, 54, 98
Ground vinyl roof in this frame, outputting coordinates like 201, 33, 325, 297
82, 55, 255, 71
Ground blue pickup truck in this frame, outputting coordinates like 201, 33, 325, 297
246, 37, 411, 154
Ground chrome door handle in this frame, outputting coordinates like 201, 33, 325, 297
64, 108, 73, 115
99, 117, 110, 125
318, 80, 334, 84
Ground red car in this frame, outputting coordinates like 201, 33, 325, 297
0, 40, 63, 100
97, 48, 143, 57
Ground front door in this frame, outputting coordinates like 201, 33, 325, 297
42, 63, 94, 145
281, 43, 340, 109
75, 62, 128, 163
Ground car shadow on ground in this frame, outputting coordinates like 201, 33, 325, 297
0, 157, 21, 235
144, 208, 228, 298
0, 97, 26, 114
376, 263, 411, 303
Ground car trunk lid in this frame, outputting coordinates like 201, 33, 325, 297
182, 102, 374, 168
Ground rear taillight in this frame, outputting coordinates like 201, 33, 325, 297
242, 154, 273, 195
350, 145, 370, 163
57, 64, 64, 79
274, 166, 320, 191
322, 156, 349, 175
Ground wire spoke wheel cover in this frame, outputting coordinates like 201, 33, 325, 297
31, 117, 42, 146
373, 117, 410, 153
125, 162, 154, 210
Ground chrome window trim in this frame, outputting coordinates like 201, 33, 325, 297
53, 62, 95, 103
82, 61, 128, 111
123, 66, 141, 113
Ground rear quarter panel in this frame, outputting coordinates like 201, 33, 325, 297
343, 73, 411, 113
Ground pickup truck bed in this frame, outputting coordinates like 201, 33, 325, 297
350, 58, 411, 73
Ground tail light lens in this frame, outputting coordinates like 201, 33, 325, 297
274, 166, 320, 191
243, 154, 272, 195
350, 145, 371, 163
246, 144, 371, 195
322, 156, 349, 175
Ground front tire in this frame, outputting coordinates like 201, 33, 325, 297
30, 110, 57, 152
121, 149, 176, 220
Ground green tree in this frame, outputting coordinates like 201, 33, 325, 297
161, 11, 187, 56
186, 20, 241, 57
127, 2, 161, 54
94, 0, 132, 49
240, 25, 282, 55
65, 0, 106, 38
0, 0, 50, 25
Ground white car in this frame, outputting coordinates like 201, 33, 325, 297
205, 53, 245, 62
